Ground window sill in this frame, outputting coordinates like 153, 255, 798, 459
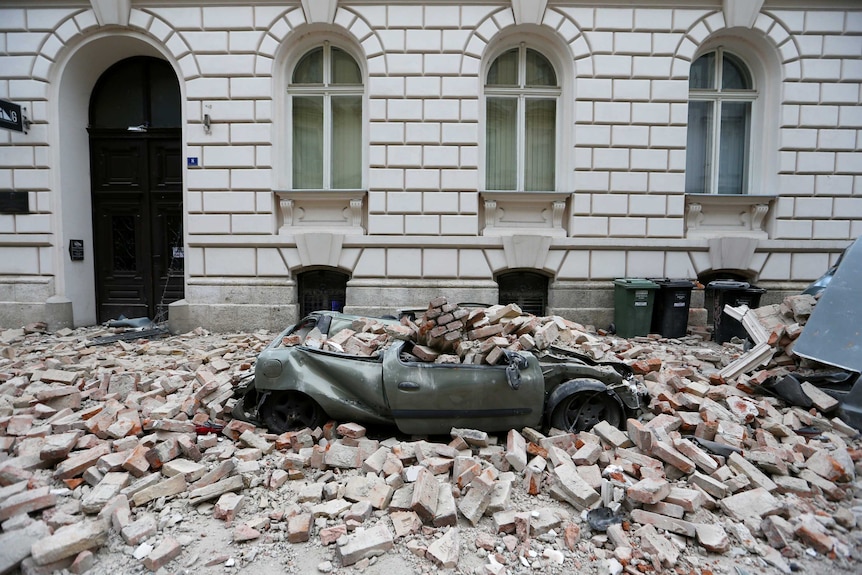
480, 191, 569, 237
685, 193, 775, 239
275, 190, 365, 235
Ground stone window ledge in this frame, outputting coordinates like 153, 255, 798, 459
685, 193, 775, 239
480, 191, 569, 237
276, 191, 365, 235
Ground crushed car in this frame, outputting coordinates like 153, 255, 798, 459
234, 308, 647, 436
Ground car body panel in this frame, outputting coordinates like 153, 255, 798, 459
382, 341, 545, 434
251, 311, 645, 435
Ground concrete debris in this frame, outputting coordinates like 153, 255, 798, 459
0, 296, 861, 574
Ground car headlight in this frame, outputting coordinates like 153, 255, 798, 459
259, 358, 283, 378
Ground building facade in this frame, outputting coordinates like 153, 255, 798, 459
0, 0, 859, 333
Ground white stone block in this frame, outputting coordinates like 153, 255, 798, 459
614, 32, 652, 55
773, 219, 812, 239
232, 168, 272, 189
634, 9, 674, 31
423, 191, 459, 213
595, 102, 631, 123
834, 197, 862, 217
12, 168, 49, 190
369, 168, 404, 190
442, 123, 477, 144
783, 82, 820, 103
387, 53, 424, 76
796, 151, 835, 173
203, 191, 256, 213
592, 193, 629, 215
839, 105, 862, 127
575, 171, 610, 192
631, 149, 668, 170
632, 102, 670, 124
593, 55, 632, 77
204, 146, 255, 168
206, 100, 255, 122
387, 4, 423, 27
424, 146, 459, 168
459, 250, 491, 277
406, 123, 439, 144
14, 214, 51, 233
388, 100, 424, 121
577, 78, 613, 100
821, 83, 858, 104
367, 215, 404, 235
369, 77, 405, 98
609, 216, 646, 237
405, 76, 441, 98
575, 125, 611, 146
442, 77, 478, 98
812, 219, 850, 240
231, 214, 273, 235
440, 168, 478, 191
649, 172, 686, 194
0, 247, 39, 274
406, 168, 440, 190
230, 78, 272, 99
387, 249, 421, 276
836, 151, 860, 173
441, 215, 477, 235
230, 124, 272, 145
403, 215, 439, 235
629, 194, 667, 216
575, 147, 593, 170
573, 216, 609, 237
794, 196, 833, 218
585, 31, 614, 54
387, 145, 422, 168
780, 128, 818, 150
595, 8, 634, 30
647, 217, 684, 238
593, 148, 629, 170
611, 171, 649, 192
187, 169, 230, 190
387, 191, 422, 213
805, 11, 846, 33
188, 214, 231, 235
424, 100, 461, 121
370, 122, 404, 144
187, 78, 229, 100
197, 54, 256, 76
613, 79, 651, 100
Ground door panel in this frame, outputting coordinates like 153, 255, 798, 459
90, 135, 183, 323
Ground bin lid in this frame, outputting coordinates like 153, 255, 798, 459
707, 280, 750, 290
614, 278, 659, 289
649, 278, 695, 288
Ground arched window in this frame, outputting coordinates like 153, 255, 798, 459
485, 45, 559, 192
288, 43, 362, 190
685, 49, 756, 195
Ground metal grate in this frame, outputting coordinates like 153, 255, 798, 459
497, 272, 548, 316
298, 270, 348, 318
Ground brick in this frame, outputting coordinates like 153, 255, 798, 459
238, 430, 274, 454
0, 486, 57, 521
120, 514, 157, 545
30, 520, 108, 566
630, 509, 696, 537
336, 524, 394, 567
0, 520, 50, 575
433, 483, 458, 527
458, 479, 494, 526
142, 537, 181, 571
552, 465, 600, 510
81, 472, 131, 514
214, 492, 245, 523
53, 443, 111, 480
634, 524, 678, 567
728, 452, 778, 492
695, 523, 730, 553
504, 429, 527, 472
672, 437, 718, 474
131, 472, 187, 507
718, 487, 781, 522
286, 512, 312, 542
664, 487, 704, 512
426, 527, 459, 569
410, 468, 439, 522
161, 458, 206, 482
649, 439, 695, 474
145, 438, 180, 470
627, 477, 670, 505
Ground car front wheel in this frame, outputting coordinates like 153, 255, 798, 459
550, 389, 622, 433
260, 391, 327, 433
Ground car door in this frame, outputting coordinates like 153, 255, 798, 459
382, 341, 545, 435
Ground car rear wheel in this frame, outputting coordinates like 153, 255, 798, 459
550, 389, 622, 433
260, 391, 326, 433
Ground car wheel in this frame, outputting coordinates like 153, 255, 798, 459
550, 389, 622, 433
260, 391, 326, 433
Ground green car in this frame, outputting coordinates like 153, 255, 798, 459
238, 311, 646, 436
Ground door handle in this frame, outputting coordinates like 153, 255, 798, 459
398, 381, 420, 391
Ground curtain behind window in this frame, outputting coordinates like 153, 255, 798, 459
525, 99, 555, 191
293, 96, 323, 189
331, 96, 362, 189
486, 97, 517, 190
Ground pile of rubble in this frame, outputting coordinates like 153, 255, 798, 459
286, 297, 604, 366
0, 298, 860, 575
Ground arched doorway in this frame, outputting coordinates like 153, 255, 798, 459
297, 269, 348, 318
497, 271, 549, 316
88, 56, 183, 323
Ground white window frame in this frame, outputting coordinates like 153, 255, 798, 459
483, 42, 562, 193
287, 40, 364, 191
686, 47, 759, 195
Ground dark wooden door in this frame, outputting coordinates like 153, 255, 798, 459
90, 134, 183, 323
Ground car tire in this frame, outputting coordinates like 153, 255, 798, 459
259, 391, 327, 433
550, 389, 622, 433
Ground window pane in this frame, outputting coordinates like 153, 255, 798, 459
721, 53, 753, 90
524, 99, 555, 191
293, 48, 323, 84
689, 53, 715, 90
292, 96, 323, 188
526, 49, 556, 87
685, 100, 714, 193
331, 96, 362, 189
486, 97, 517, 190
487, 49, 518, 86
717, 101, 751, 194
331, 47, 361, 85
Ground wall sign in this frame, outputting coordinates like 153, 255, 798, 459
0, 191, 29, 214
0, 99, 25, 133
69, 239, 85, 261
